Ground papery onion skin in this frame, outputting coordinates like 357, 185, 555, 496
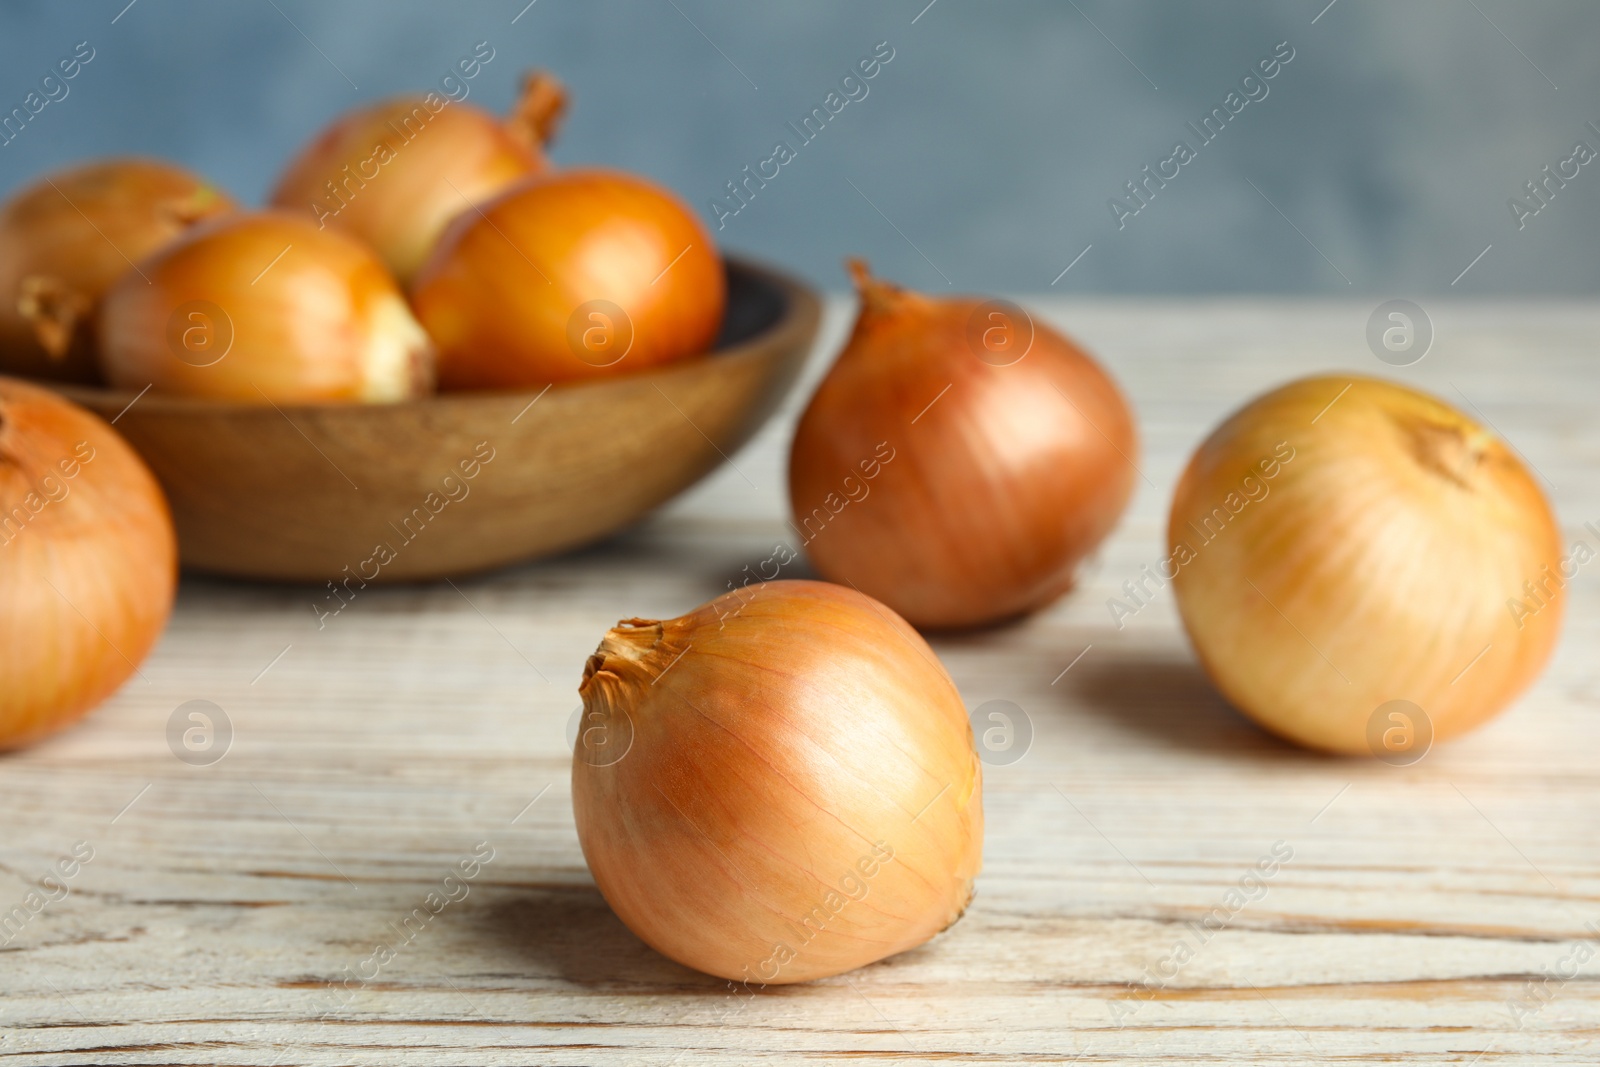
269, 72, 567, 284
788, 262, 1138, 630
0, 377, 176, 749
573, 580, 983, 984
0, 158, 235, 383
99, 211, 434, 403
411, 168, 725, 389
1169, 375, 1564, 754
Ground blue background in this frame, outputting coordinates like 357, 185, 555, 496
1, 0, 1596, 295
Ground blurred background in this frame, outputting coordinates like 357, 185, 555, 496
1, 0, 1596, 295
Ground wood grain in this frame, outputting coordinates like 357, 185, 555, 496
2, 299, 1597, 1065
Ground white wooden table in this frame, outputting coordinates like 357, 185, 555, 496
4, 298, 1598, 1065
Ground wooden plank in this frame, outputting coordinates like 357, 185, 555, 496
3, 299, 1598, 1065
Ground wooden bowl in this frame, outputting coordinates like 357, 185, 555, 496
58, 256, 820, 583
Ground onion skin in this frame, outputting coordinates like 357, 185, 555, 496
788, 263, 1138, 630
573, 580, 982, 984
98, 211, 434, 403
1169, 375, 1564, 754
0, 158, 234, 383
0, 377, 176, 749
269, 73, 566, 284
411, 168, 725, 389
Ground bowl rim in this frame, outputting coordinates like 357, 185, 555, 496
53, 252, 821, 416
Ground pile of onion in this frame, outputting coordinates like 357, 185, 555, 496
0, 158, 234, 383
1169, 375, 1564, 755
270, 71, 567, 284
788, 261, 1138, 630
573, 580, 982, 984
98, 212, 435, 403
412, 168, 724, 389
0, 377, 177, 748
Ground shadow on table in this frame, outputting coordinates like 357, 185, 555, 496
1055, 649, 1320, 762
472, 886, 722, 990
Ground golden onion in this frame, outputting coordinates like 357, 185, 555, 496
788, 261, 1137, 630
573, 580, 982, 983
0, 376, 177, 748
1169, 375, 1564, 755
270, 71, 566, 284
412, 168, 724, 389
98, 211, 434, 403
0, 158, 234, 382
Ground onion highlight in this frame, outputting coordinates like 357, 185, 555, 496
0, 377, 177, 749
270, 71, 567, 283
1169, 375, 1564, 755
0, 158, 235, 383
788, 261, 1138, 630
573, 580, 983, 983
98, 211, 434, 403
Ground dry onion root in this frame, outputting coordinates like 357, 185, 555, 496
572, 580, 982, 984
270, 71, 567, 284
1169, 375, 1564, 755
0, 377, 177, 748
0, 158, 235, 383
98, 211, 435, 403
788, 260, 1138, 630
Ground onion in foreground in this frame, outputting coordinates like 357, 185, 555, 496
270, 71, 567, 283
99, 212, 434, 403
0, 158, 234, 383
1169, 375, 1564, 755
412, 168, 724, 389
573, 580, 982, 984
0, 377, 177, 748
788, 261, 1138, 630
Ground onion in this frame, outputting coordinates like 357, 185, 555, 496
1169, 374, 1564, 755
411, 168, 725, 389
0, 158, 234, 383
573, 580, 982, 984
269, 72, 567, 283
98, 211, 434, 403
0, 377, 176, 749
788, 261, 1138, 630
